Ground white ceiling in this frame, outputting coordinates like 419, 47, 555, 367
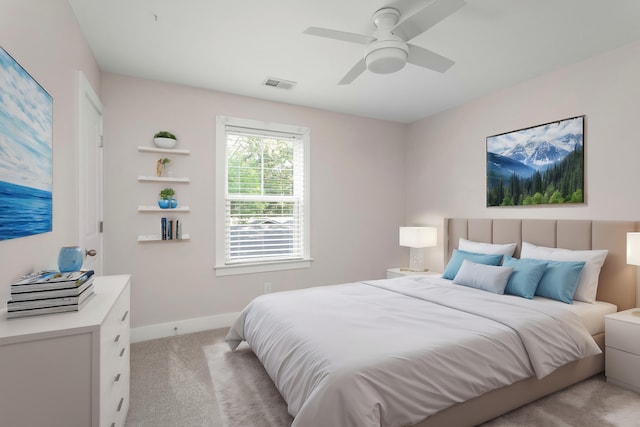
68, 0, 640, 123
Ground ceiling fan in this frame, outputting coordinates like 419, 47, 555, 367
303, 0, 466, 85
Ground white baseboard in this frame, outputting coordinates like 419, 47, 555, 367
130, 312, 240, 343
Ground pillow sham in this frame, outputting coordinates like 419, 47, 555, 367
452, 259, 514, 294
442, 249, 504, 280
458, 238, 517, 257
534, 260, 586, 304
520, 242, 608, 303
502, 257, 548, 299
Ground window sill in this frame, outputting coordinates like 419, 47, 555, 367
214, 258, 313, 276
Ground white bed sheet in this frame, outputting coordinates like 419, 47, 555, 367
563, 300, 617, 335
227, 276, 600, 427
428, 275, 616, 335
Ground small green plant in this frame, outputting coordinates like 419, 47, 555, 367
154, 131, 176, 139
159, 188, 175, 200
160, 157, 171, 165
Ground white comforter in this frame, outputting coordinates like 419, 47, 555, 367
226, 276, 601, 427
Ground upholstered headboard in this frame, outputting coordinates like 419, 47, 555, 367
444, 218, 637, 311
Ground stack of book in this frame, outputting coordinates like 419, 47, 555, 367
161, 217, 181, 240
6, 270, 95, 319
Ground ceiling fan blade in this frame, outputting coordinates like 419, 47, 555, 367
303, 27, 376, 45
338, 58, 367, 85
407, 44, 454, 73
394, 0, 466, 41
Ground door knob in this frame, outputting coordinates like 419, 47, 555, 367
86, 249, 97, 257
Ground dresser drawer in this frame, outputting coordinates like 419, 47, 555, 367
100, 281, 131, 427
105, 392, 129, 427
103, 358, 129, 427
103, 352, 129, 401
606, 347, 640, 389
606, 317, 640, 354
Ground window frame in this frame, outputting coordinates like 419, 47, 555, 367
215, 115, 311, 276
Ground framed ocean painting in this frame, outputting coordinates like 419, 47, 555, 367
486, 116, 584, 207
0, 46, 53, 240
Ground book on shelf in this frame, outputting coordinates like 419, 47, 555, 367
7, 284, 95, 311
11, 270, 95, 293
6, 291, 95, 319
160, 217, 183, 240
9, 278, 95, 301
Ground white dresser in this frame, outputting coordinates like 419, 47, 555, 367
0, 275, 131, 427
605, 308, 640, 393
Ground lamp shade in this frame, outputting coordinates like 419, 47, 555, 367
627, 232, 640, 266
399, 227, 437, 248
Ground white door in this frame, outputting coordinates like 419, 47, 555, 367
78, 72, 104, 274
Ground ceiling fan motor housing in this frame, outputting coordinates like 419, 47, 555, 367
365, 39, 408, 74
366, 8, 408, 74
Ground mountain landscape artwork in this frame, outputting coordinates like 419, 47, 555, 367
0, 46, 53, 240
486, 116, 584, 207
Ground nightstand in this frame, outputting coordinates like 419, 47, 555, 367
605, 308, 640, 393
386, 268, 441, 279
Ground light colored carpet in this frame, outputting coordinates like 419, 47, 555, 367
125, 329, 640, 427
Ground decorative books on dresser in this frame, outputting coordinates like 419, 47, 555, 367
7, 270, 95, 318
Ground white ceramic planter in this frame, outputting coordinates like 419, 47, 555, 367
154, 137, 177, 149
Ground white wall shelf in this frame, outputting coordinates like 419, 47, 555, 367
137, 140, 191, 243
137, 234, 190, 242
137, 205, 191, 212
137, 146, 190, 155
137, 176, 190, 183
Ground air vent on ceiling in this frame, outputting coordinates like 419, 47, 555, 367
263, 77, 296, 90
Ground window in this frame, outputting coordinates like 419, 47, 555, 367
215, 116, 311, 275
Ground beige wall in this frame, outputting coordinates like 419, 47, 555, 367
406, 40, 640, 273
101, 73, 407, 329
0, 0, 100, 305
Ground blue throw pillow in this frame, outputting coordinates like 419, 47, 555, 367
502, 257, 548, 299
535, 260, 586, 304
442, 249, 504, 280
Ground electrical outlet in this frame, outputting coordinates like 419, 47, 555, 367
264, 282, 272, 294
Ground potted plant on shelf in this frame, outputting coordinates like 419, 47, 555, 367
153, 131, 177, 149
158, 187, 176, 209
156, 157, 171, 177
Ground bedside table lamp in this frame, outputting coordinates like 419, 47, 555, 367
626, 233, 640, 318
399, 226, 437, 272
627, 232, 640, 266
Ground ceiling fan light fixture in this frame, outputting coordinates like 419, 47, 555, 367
365, 41, 408, 74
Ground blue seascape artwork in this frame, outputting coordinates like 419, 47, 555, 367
0, 46, 53, 241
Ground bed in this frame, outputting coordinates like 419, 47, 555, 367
227, 218, 638, 427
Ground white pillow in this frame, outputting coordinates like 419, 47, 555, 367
520, 242, 608, 303
458, 237, 517, 257
452, 259, 514, 294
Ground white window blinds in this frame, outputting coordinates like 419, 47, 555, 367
224, 125, 305, 264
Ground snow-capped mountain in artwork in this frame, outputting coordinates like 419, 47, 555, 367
487, 118, 583, 173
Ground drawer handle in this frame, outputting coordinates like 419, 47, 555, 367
121, 310, 129, 322
115, 373, 121, 382
120, 348, 126, 357
117, 397, 124, 412
114, 334, 121, 343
